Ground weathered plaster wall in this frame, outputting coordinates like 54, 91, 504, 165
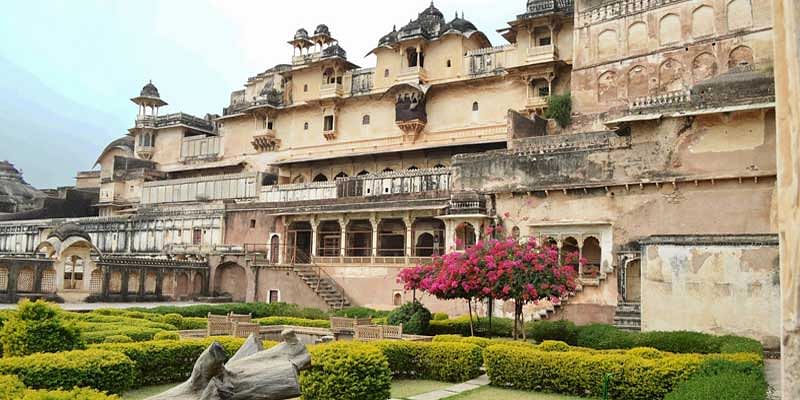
641, 243, 780, 344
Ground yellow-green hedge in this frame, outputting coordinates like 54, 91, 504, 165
92, 337, 275, 387
432, 334, 536, 349
300, 342, 392, 400
0, 349, 135, 394
372, 340, 483, 382
0, 374, 120, 400
484, 342, 763, 400
255, 316, 331, 328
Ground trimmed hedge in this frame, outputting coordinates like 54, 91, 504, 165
300, 342, 392, 400
255, 316, 330, 328
387, 301, 431, 335
526, 320, 579, 345
484, 342, 763, 400
432, 312, 449, 321
1, 300, 84, 356
103, 335, 133, 344
428, 315, 514, 337
664, 372, 767, 400
0, 374, 120, 400
373, 340, 483, 382
153, 331, 180, 341
0, 349, 136, 394
127, 302, 328, 320
92, 337, 271, 387
432, 334, 535, 350
330, 306, 390, 319
576, 324, 764, 356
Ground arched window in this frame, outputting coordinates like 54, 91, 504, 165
362, 115, 370, 125
312, 173, 328, 182
582, 236, 602, 277
393, 292, 403, 306
446, 59, 452, 68
407, 165, 419, 170
382, 167, 394, 173
334, 171, 348, 180
357, 170, 370, 176
303, 122, 309, 130
472, 101, 479, 111
292, 175, 305, 183
433, 163, 446, 169
455, 222, 476, 250
384, 69, 390, 77
303, 84, 308, 92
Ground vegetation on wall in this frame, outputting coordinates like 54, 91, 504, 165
544, 93, 572, 128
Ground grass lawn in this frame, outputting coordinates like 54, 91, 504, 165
121, 383, 176, 400
391, 379, 454, 399
444, 386, 593, 400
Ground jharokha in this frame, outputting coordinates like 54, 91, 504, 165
0, 0, 780, 346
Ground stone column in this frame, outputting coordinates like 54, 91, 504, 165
310, 218, 319, 258
339, 217, 348, 257
404, 215, 414, 257
370, 215, 379, 257
774, 0, 800, 396
138, 268, 146, 298
155, 269, 164, 298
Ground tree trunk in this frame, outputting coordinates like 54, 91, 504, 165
488, 297, 494, 339
467, 299, 475, 336
514, 301, 523, 340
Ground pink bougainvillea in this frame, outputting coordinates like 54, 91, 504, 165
399, 236, 580, 338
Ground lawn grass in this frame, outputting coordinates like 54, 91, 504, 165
121, 383, 176, 400
444, 386, 593, 400
391, 379, 453, 399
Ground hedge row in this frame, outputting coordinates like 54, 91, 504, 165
432, 334, 536, 349
428, 315, 514, 337
126, 302, 328, 320
0, 349, 136, 394
92, 337, 269, 387
373, 340, 483, 382
484, 342, 763, 400
300, 342, 392, 400
528, 321, 764, 356
664, 356, 768, 400
0, 374, 120, 400
255, 316, 331, 328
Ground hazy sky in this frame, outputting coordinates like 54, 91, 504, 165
0, 0, 521, 188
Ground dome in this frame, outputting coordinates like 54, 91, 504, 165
314, 24, 330, 36
94, 136, 134, 166
140, 81, 160, 98
294, 28, 309, 40
420, 2, 444, 19
446, 15, 477, 33
378, 26, 398, 46
48, 222, 91, 242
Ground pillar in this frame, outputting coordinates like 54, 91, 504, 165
120, 269, 129, 299
773, 0, 800, 396
404, 215, 414, 257
155, 269, 164, 298
138, 267, 146, 298
371, 215, 379, 257
101, 266, 110, 299
339, 217, 348, 257
310, 218, 319, 257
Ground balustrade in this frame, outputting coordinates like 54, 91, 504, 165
181, 135, 221, 161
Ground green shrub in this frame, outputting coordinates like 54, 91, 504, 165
300, 342, 391, 400
373, 341, 483, 382
331, 306, 390, 319
92, 337, 263, 387
159, 313, 183, 327
129, 302, 328, 320
576, 323, 637, 349
0, 374, 26, 400
176, 317, 207, 330
627, 347, 664, 359
428, 315, 513, 337
372, 317, 387, 325
70, 314, 176, 330
717, 335, 764, 356
544, 93, 572, 128
484, 343, 762, 400
1, 300, 84, 356
664, 372, 767, 400
0, 349, 135, 394
432, 312, 449, 321
152, 331, 180, 341
538, 340, 571, 352
103, 335, 133, 344
255, 316, 330, 328
81, 326, 165, 344
527, 320, 579, 345
0, 374, 119, 400
386, 301, 431, 335
635, 331, 718, 354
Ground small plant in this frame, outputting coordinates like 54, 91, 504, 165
544, 93, 572, 128
1, 300, 84, 356
386, 301, 432, 335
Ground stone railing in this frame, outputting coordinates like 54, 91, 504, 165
527, 44, 557, 64
448, 199, 487, 215
520, 0, 574, 18
320, 83, 344, 99
629, 90, 691, 110
136, 113, 215, 131
350, 68, 375, 94
259, 168, 452, 203
397, 66, 428, 85
578, 0, 687, 24
465, 45, 515, 75
141, 172, 260, 205
181, 135, 221, 161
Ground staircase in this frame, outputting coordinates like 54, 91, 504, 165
613, 302, 641, 331
293, 264, 351, 310
529, 275, 611, 321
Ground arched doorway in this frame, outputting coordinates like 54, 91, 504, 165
64, 256, 84, 289
317, 220, 342, 257
582, 237, 602, 277
378, 219, 406, 256
287, 222, 312, 264
625, 260, 641, 302
412, 218, 445, 256
90, 269, 102, 294
192, 272, 203, 295
176, 272, 189, 297
214, 263, 247, 301
455, 222, 476, 250
128, 271, 140, 294
270, 235, 280, 264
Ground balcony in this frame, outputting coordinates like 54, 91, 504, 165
135, 144, 154, 160
180, 135, 221, 162
526, 45, 557, 64
465, 45, 515, 75
526, 96, 549, 109
396, 66, 429, 85
350, 68, 375, 95
320, 83, 344, 100
260, 168, 452, 204
251, 129, 280, 152
141, 172, 260, 205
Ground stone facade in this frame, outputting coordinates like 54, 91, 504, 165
0, 0, 783, 347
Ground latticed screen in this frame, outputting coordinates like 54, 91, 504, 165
90, 270, 102, 293
0, 268, 7, 291
41, 269, 56, 293
16, 269, 34, 292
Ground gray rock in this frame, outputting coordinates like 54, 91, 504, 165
146, 329, 311, 400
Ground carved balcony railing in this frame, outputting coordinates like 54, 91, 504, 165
252, 129, 280, 152
448, 199, 487, 215
629, 90, 691, 110
180, 135, 221, 161
141, 172, 260, 205
396, 67, 429, 85
320, 83, 344, 99
350, 68, 375, 94
526, 95, 549, 109
259, 168, 452, 204
520, 0, 574, 18
526, 44, 557, 64
465, 45, 515, 75
136, 113, 215, 132
579, 0, 684, 24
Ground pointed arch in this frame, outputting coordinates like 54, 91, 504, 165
627, 65, 649, 98
598, 70, 618, 102
692, 52, 718, 82
659, 58, 687, 92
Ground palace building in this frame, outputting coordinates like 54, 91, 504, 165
0, 0, 780, 346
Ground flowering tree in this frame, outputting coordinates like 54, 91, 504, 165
399, 234, 579, 339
